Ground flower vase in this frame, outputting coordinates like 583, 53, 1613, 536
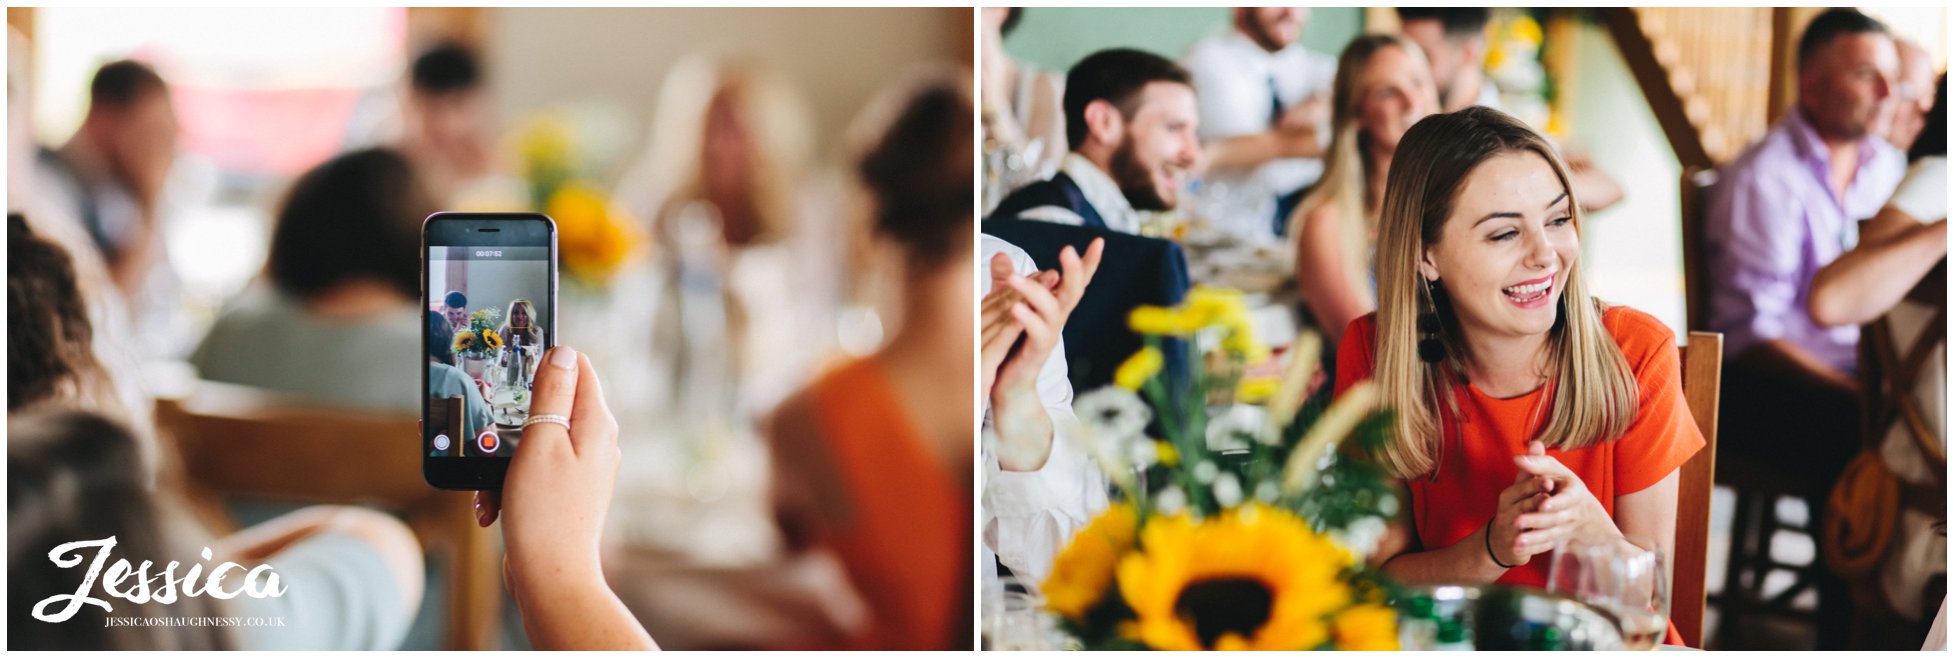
460, 354, 488, 382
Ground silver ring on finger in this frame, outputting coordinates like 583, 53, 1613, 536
523, 414, 570, 431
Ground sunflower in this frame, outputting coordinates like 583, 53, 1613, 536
1043, 503, 1139, 621
482, 329, 504, 351
1116, 504, 1355, 650
1331, 603, 1400, 650
453, 332, 476, 353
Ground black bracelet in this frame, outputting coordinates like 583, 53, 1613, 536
1485, 518, 1518, 569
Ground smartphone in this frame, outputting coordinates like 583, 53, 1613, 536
422, 212, 557, 490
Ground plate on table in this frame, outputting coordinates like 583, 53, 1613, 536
1394, 584, 1626, 650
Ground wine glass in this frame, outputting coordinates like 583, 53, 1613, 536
1546, 535, 1670, 650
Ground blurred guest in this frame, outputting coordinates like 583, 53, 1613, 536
427, 310, 493, 454
191, 148, 430, 411
615, 54, 830, 421
986, 48, 1201, 235
982, 7, 1066, 194
767, 70, 975, 650
1874, 38, 1936, 153
1181, 7, 1334, 237
1706, 8, 1903, 494
399, 42, 493, 206
9, 407, 425, 650
1397, 8, 1495, 113
1810, 75, 1945, 634
1397, 7, 1623, 213
979, 233, 1107, 600
33, 59, 178, 300
1288, 34, 1437, 349
1339, 107, 1701, 645
10, 215, 128, 425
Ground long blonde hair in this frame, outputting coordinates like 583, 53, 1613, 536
1286, 34, 1423, 291
500, 298, 542, 347
1369, 106, 1637, 480
618, 54, 812, 246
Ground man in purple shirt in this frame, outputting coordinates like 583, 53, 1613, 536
1705, 9, 1903, 645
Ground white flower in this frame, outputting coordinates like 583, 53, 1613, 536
1155, 485, 1188, 515
1205, 403, 1272, 452
1212, 472, 1244, 508
1192, 460, 1219, 484
1331, 516, 1390, 559
1073, 388, 1155, 480
1255, 481, 1281, 503
1075, 387, 1152, 444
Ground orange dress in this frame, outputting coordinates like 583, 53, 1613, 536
805, 358, 971, 650
1337, 306, 1702, 643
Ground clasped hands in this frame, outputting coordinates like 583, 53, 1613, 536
982, 238, 1104, 471
1485, 440, 1620, 568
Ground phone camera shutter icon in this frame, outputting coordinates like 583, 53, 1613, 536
433, 434, 451, 452
477, 429, 499, 454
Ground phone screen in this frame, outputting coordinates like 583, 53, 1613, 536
424, 239, 553, 462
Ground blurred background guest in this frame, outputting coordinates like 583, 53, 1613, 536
768, 70, 975, 651
1181, 7, 1334, 239
1397, 8, 1496, 113
986, 48, 1201, 234
1707, 7, 1904, 512
981, 7, 1066, 202
1288, 34, 1436, 349
32, 59, 178, 300
397, 42, 494, 206
1876, 38, 1937, 153
190, 148, 429, 411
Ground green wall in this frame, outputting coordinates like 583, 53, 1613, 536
1001, 7, 1366, 73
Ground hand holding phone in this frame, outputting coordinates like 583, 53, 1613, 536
423, 212, 558, 489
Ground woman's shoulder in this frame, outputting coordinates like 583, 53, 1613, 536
1599, 304, 1677, 363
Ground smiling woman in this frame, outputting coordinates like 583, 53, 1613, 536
1332, 106, 1704, 644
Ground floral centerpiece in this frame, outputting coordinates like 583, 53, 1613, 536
1042, 286, 1403, 650
451, 308, 504, 360
514, 110, 643, 288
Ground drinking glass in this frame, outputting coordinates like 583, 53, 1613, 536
1546, 535, 1670, 650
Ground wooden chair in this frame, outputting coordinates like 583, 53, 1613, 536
154, 381, 501, 650
1674, 331, 1724, 649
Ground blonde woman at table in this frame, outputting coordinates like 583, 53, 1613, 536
1332, 107, 1703, 644
1287, 35, 1437, 349
498, 299, 542, 350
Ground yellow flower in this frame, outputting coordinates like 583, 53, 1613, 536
1509, 15, 1544, 46
1155, 441, 1180, 468
482, 329, 504, 351
452, 332, 476, 354
1128, 305, 1198, 335
1114, 346, 1164, 391
548, 182, 641, 285
1332, 603, 1400, 651
1117, 505, 1355, 650
1236, 377, 1281, 404
1043, 503, 1140, 620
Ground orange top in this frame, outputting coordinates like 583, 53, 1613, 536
1337, 306, 1702, 637
806, 358, 971, 650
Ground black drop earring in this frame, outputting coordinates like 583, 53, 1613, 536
1418, 278, 1445, 364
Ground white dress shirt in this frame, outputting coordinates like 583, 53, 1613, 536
979, 235, 1109, 600
1181, 31, 1336, 200
1017, 153, 1144, 235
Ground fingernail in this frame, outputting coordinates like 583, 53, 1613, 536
551, 346, 577, 370
476, 508, 490, 527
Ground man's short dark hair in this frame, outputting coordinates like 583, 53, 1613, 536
87, 60, 167, 111
1396, 8, 1491, 42
1797, 9, 1890, 69
411, 42, 482, 95
1062, 48, 1193, 150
